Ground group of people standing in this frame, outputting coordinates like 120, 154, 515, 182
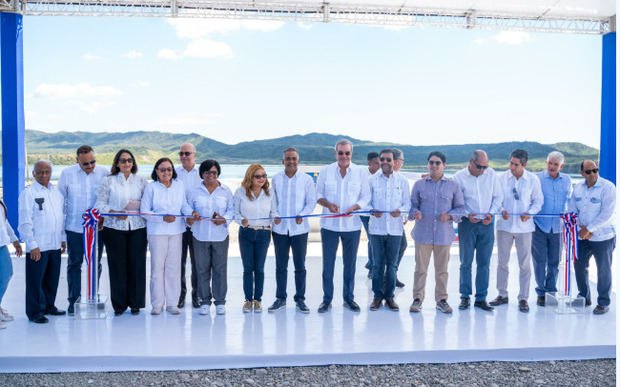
0, 140, 615, 328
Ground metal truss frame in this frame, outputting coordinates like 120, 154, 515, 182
0, 0, 614, 35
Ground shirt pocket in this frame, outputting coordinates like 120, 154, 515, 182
215, 195, 228, 213
325, 182, 337, 197
347, 182, 361, 203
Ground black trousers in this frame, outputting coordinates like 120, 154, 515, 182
180, 228, 198, 301
103, 227, 147, 313
25, 249, 61, 321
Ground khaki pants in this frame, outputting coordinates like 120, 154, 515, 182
496, 230, 532, 301
413, 243, 450, 302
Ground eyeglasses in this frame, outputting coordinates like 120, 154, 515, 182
473, 161, 488, 170
81, 160, 96, 166
584, 168, 599, 175
428, 160, 442, 166
284, 157, 298, 161
380, 157, 392, 162
179, 151, 194, 157
513, 187, 520, 200
204, 170, 218, 176
338, 151, 351, 156
158, 167, 173, 173
253, 174, 267, 179
119, 158, 133, 164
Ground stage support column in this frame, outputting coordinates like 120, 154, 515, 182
599, 23, 615, 184
1, 12, 26, 231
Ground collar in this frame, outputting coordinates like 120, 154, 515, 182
33, 180, 51, 190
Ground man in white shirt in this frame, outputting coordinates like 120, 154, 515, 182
175, 143, 202, 309
57, 145, 108, 315
362, 151, 380, 278
368, 149, 410, 311
453, 150, 503, 311
570, 160, 616, 315
392, 148, 407, 288
18, 160, 66, 323
268, 148, 316, 314
490, 149, 543, 313
316, 139, 371, 313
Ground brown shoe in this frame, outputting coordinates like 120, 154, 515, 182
385, 298, 399, 311
370, 297, 383, 311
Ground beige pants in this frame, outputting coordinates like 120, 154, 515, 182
496, 230, 532, 301
413, 243, 451, 302
148, 234, 183, 310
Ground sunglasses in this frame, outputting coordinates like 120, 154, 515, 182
179, 151, 193, 157
253, 174, 267, 179
119, 158, 134, 164
380, 157, 392, 162
158, 167, 173, 173
473, 161, 488, 170
428, 160, 442, 166
584, 168, 599, 175
204, 170, 218, 176
513, 187, 520, 200
338, 151, 351, 156
81, 160, 96, 167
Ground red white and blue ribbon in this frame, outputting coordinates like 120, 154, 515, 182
82, 208, 101, 302
561, 212, 579, 296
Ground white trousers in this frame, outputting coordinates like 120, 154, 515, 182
148, 234, 183, 309
496, 230, 532, 301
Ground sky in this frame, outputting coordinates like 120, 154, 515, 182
23, 16, 603, 148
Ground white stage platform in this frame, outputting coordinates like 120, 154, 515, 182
0, 243, 615, 373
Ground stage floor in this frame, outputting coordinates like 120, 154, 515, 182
0, 243, 615, 373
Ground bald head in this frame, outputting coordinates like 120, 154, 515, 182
472, 150, 488, 163
33, 160, 52, 187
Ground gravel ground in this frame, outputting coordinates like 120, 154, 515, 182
0, 359, 615, 386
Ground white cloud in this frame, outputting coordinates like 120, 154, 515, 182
297, 22, 313, 30
72, 101, 114, 114
475, 31, 532, 45
33, 83, 122, 99
122, 50, 143, 58
166, 18, 285, 39
183, 39, 234, 59
83, 53, 103, 61
157, 48, 181, 60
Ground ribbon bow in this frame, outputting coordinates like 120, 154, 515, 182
82, 208, 101, 301
561, 212, 579, 296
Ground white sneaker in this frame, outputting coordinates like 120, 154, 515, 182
0, 307, 13, 322
216, 305, 226, 315
199, 305, 210, 316
0, 321, 6, 329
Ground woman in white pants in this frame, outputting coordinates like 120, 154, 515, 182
141, 157, 193, 315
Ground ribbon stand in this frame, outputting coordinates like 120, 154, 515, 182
546, 212, 586, 314
74, 208, 107, 319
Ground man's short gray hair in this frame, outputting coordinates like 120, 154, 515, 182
547, 151, 565, 164
34, 159, 52, 169
472, 150, 487, 162
392, 148, 403, 161
334, 139, 353, 151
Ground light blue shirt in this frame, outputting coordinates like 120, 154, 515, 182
368, 172, 411, 236
568, 177, 616, 242
534, 171, 572, 233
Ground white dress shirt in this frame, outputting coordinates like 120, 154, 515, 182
95, 173, 147, 231
18, 181, 66, 252
140, 179, 193, 236
271, 170, 317, 236
57, 164, 109, 233
188, 182, 234, 242
175, 165, 202, 194
316, 162, 371, 232
360, 168, 378, 219
234, 187, 279, 227
0, 205, 18, 247
453, 166, 503, 219
368, 172, 411, 236
496, 170, 544, 233
569, 177, 616, 242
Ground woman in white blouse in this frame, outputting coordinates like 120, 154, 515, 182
187, 160, 234, 316
0, 200, 22, 329
141, 157, 193, 315
234, 164, 280, 313
95, 149, 148, 316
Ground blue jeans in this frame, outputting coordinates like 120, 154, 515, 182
369, 234, 401, 299
0, 246, 13, 304
574, 237, 615, 307
66, 230, 104, 304
458, 219, 494, 302
26, 249, 62, 321
320, 228, 360, 304
531, 225, 561, 296
272, 231, 307, 301
238, 227, 271, 302
360, 216, 373, 272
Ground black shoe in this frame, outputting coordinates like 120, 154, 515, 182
177, 298, 185, 309
537, 296, 545, 307
489, 295, 508, 306
192, 295, 201, 309
458, 298, 470, 310
593, 305, 609, 315
586, 299, 592, 306
268, 298, 286, 312
318, 301, 331, 313
474, 300, 494, 311
114, 310, 124, 316
68, 303, 75, 316
130, 308, 140, 315
296, 300, 310, 314
32, 316, 49, 324
45, 308, 66, 316
518, 300, 529, 313
395, 279, 405, 288
343, 300, 361, 312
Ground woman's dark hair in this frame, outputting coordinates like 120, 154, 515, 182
199, 159, 221, 179
151, 157, 177, 181
110, 149, 138, 175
